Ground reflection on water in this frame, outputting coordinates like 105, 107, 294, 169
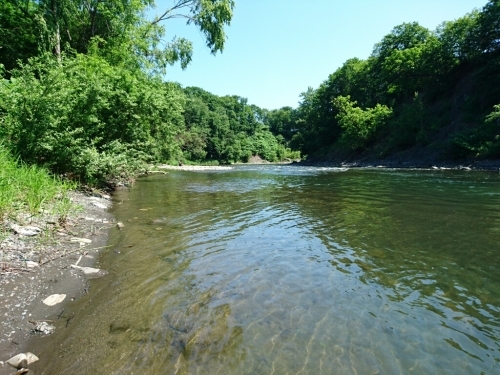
34, 166, 500, 374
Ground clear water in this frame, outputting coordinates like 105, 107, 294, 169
34, 166, 500, 374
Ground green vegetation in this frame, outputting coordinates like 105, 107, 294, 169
271, 0, 500, 163
0, 144, 73, 223
181, 87, 297, 164
0, 0, 296, 190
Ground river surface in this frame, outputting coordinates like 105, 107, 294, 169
34, 166, 500, 374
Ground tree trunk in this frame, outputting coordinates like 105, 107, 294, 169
51, 0, 61, 61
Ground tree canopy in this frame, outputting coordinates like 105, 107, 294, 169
283, 0, 500, 162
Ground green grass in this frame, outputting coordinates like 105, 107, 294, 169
0, 144, 75, 223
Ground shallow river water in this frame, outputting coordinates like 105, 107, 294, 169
34, 166, 500, 374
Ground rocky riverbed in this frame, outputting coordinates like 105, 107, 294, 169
0, 191, 114, 375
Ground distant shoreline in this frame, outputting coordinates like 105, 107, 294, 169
297, 156, 500, 172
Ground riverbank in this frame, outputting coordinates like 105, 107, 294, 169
0, 191, 113, 374
156, 165, 234, 171
299, 152, 500, 171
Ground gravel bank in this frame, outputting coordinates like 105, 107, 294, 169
156, 165, 234, 171
0, 191, 114, 374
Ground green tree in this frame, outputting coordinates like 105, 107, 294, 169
333, 95, 392, 151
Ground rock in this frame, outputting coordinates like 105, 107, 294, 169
33, 321, 56, 335
6, 352, 38, 369
92, 201, 108, 209
71, 265, 102, 275
151, 217, 167, 224
25, 261, 40, 268
116, 222, 125, 229
70, 237, 92, 244
42, 294, 66, 306
10, 224, 42, 236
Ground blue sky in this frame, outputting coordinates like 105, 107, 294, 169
154, 0, 487, 110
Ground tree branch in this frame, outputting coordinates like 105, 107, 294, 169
150, 0, 195, 26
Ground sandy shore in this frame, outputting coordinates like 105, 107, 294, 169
156, 164, 234, 171
0, 191, 114, 374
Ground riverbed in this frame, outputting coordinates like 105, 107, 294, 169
31, 165, 500, 374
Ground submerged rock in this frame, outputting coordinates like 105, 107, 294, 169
71, 265, 108, 278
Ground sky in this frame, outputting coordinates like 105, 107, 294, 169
154, 0, 488, 110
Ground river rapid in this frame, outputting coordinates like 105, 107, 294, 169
32, 165, 500, 374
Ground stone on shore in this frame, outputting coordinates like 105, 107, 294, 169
42, 294, 66, 306
10, 224, 42, 236
6, 352, 39, 369
32, 321, 56, 335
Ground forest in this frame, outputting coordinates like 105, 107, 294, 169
269, 0, 500, 164
1, 0, 500, 189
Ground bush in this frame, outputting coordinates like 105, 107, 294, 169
0, 53, 185, 184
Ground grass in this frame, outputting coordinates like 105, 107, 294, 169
0, 144, 75, 226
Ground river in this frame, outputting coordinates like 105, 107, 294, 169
33, 165, 500, 374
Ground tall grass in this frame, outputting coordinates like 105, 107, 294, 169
0, 144, 75, 223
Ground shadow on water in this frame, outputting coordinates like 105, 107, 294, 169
33, 166, 500, 374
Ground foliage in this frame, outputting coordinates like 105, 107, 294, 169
0, 0, 257, 185
333, 96, 392, 151
0, 53, 185, 184
0, 0, 235, 73
288, 1, 500, 162
181, 87, 290, 163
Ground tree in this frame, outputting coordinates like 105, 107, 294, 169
478, 0, 500, 54
0, 0, 41, 71
0, 0, 235, 72
436, 11, 481, 64
333, 95, 392, 151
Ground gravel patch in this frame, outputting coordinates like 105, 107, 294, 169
0, 191, 114, 375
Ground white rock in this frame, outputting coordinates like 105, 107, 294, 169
42, 294, 66, 306
116, 222, 125, 229
71, 265, 101, 275
10, 224, 42, 236
33, 321, 55, 335
25, 261, 40, 268
92, 202, 108, 209
6, 352, 38, 369
70, 237, 92, 244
